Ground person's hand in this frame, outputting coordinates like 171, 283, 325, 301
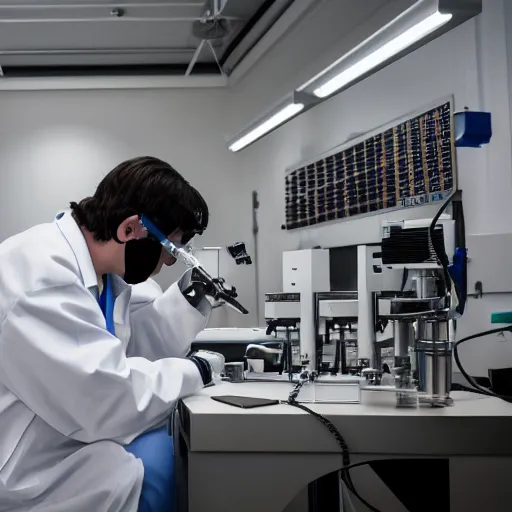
193, 350, 225, 379
189, 350, 225, 386
178, 268, 213, 317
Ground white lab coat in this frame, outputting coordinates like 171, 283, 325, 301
0, 212, 209, 511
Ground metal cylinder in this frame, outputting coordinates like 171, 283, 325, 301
419, 351, 452, 399
416, 320, 449, 342
394, 321, 414, 357
415, 319, 452, 405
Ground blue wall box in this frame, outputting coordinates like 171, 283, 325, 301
454, 110, 492, 148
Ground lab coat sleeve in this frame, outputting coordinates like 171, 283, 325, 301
128, 279, 209, 360
0, 281, 204, 445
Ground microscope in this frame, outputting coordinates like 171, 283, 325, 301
375, 217, 456, 406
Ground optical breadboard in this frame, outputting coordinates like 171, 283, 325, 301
285, 101, 455, 230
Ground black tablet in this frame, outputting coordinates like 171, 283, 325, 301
211, 395, 280, 409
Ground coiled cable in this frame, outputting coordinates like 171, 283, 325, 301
286, 377, 381, 511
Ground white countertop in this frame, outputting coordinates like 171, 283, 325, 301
181, 382, 512, 456
185, 381, 512, 416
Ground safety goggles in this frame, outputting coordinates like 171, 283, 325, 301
139, 215, 194, 259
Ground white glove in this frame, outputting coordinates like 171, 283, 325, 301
193, 350, 225, 380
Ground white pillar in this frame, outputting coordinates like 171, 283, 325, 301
282, 249, 330, 371
357, 245, 375, 365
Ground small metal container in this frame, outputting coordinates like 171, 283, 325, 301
224, 362, 245, 382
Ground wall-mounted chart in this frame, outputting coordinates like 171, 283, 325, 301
285, 101, 455, 230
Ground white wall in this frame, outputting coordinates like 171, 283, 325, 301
0, 88, 257, 328
226, 0, 512, 376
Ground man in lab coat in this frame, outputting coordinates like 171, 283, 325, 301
0, 156, 221, 511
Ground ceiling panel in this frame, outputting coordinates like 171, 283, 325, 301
0, 23, 198, 51
0, 0, 286, 75
0, 3, 205, 20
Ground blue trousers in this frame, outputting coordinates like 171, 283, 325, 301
125, 426, 175, 512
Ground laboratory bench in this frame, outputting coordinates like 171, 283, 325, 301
174, 382, 512, 512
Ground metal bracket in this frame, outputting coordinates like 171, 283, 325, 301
110, 8, 125, 18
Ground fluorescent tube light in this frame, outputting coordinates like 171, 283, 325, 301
227, 1, 481, 153
228, 102, 305, 152
314, 11, 452, 98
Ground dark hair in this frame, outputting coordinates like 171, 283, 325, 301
70, 156, 208, 242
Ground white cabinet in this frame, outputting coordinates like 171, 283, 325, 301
282, 249, 330, 293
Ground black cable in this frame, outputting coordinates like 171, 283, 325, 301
453, 327, 504, 396
453, 325, 512, 402
429, 191, 459, 294
286, 401, 350, 466
342, 471, 359, 508
452, 197, 466, 247
400, 268, 409, 292
286, 399, 382, 512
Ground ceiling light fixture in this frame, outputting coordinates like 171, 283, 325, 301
306, 0, 481, 99
313, 11, 451, 98
228, 92, 317, 152
227, 0, 481, 152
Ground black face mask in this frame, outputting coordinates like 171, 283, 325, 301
123, 238, 162, 285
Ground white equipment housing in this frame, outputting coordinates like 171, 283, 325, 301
264, 249, 330, 370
